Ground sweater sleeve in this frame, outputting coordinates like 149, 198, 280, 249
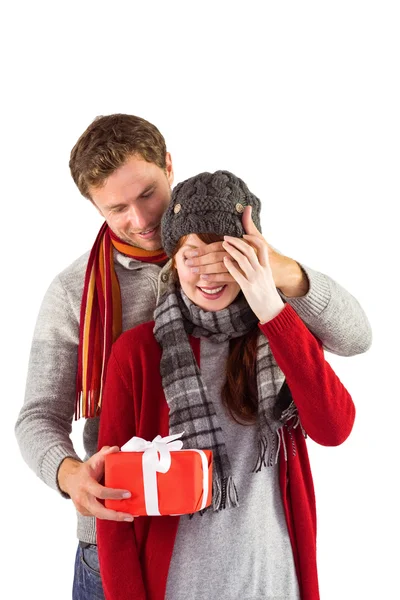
15, 275, 82, 498
279, 263, 372, 357
259, 304, 355, 446
97, 348, 147, 600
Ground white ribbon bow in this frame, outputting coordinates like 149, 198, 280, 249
120, 432, 209, 516
121, 433, 184, 515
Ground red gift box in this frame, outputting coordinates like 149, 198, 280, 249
105, 434, 213, 516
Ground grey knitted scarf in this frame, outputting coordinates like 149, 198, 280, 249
153, 284, 299, 511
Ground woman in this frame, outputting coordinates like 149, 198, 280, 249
97, 170, 355, 600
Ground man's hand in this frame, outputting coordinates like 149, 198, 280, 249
242, 206, 309, 298
183, 242, 232, 283
57, 446, 134, 522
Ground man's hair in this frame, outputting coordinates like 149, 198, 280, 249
69, 114, 167, 199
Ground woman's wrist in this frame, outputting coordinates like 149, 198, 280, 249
258, 296, 285, 324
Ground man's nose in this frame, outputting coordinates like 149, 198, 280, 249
125, 206, 148, 232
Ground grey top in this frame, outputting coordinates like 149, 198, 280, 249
165, 339, 300, 600
15, 248, 372, 544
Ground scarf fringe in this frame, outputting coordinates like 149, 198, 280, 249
281, 401, 299, 427
282, 400, 308, 439
252, 432, 277, 472
212, 476, 239, 511
75, 391, 101, 420
252, 402, 306, 471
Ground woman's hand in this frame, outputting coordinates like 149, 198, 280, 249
222, 234, 285, 324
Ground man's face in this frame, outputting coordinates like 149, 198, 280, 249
90, 154, 174, 250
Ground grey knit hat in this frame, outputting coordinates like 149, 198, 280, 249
161, 170, 262, 257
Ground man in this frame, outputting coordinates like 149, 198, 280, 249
15, 113, 372, 599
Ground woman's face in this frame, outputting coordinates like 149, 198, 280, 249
174, 234, 241, 311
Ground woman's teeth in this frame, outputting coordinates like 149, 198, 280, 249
199, 286, 224, 295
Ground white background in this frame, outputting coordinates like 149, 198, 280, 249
2, 1, 399, 598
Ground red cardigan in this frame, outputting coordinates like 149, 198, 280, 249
97, 304, 355, 600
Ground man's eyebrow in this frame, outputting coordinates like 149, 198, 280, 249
105, 182, 157, 210
139, 182, 156, 196
105, 202, 126, 210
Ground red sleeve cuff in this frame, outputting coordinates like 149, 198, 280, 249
258, 303, 304, 337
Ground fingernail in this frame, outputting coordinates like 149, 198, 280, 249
122, 492, 131, 498
191, 267, 199, 273
200, 274, 210, 280
124, 516, 134, 522
186, 251, 198, 258
185, 259, 193, 266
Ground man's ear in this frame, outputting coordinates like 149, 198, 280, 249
165, 152, 174, 186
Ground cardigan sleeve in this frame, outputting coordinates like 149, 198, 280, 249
259, 304, 355, 446
97, 348, 147, 600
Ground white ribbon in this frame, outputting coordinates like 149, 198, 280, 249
190, 449, 210, 512
120, 432, 209, 515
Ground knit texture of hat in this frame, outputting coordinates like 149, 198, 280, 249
161, 170, 262, 257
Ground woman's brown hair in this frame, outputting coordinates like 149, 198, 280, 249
172, 233, 259, 424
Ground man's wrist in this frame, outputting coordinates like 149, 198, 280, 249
57, 457, 82, 495
278, 260, 309, 298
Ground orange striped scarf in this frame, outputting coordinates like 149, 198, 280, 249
75, 222, 167, 419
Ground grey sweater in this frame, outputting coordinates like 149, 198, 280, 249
15, 249, 372, 544
166, 339, 300, 600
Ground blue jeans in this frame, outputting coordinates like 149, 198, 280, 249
72, 543, 105, 600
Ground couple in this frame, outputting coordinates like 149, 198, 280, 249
16, 114, 371, 599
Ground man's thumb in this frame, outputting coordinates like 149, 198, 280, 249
242, 206, 261, 236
